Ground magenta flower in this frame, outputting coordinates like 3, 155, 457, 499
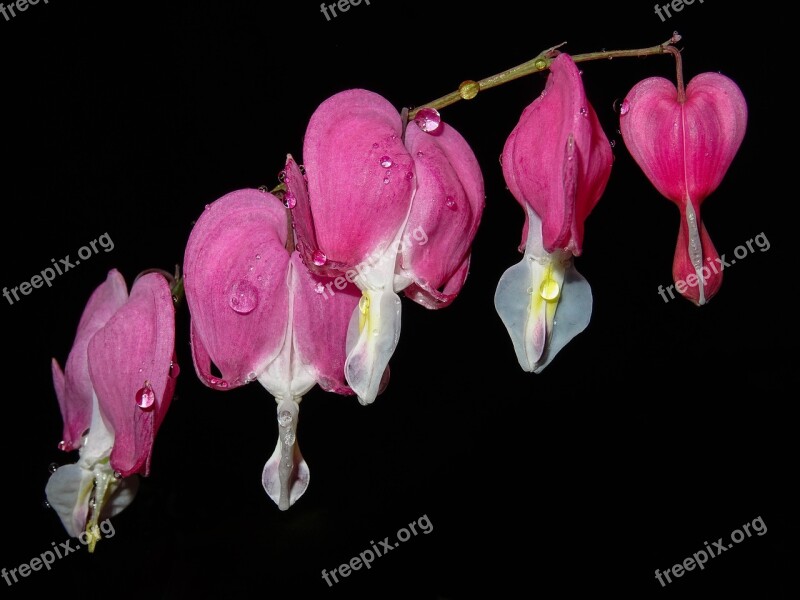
495, 53, 613, 372
184, 189, 359, 509
46, 269, 177, 549
620, 71, 747, 304
289, 89, 484, 403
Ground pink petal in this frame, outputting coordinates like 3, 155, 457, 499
184, 189, 291, 389
298, 89, 414, 271
88, 273, 176, 477
54, 269, 128, 451
619, 73, 747, 207
673, 214, 723, 305
290, 253, 358, 394
502, 53, 612, 255
400, 121, 485, 308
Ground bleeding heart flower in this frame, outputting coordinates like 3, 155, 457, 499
289, 89, 484, 404
495, 53, 612, 372
46, 269, 177, 549
184, 189, 359, 509
620, 71, 747, 305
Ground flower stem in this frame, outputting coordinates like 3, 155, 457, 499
408, 33, 682, 119
663, 45, 686, 102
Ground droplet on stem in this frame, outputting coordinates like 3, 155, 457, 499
413, 107, 441, 133
458, 80, 480, 100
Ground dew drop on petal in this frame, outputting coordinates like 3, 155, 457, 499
278, 410, 293, 427
405, 171, 413, 181
228, 280, 259, 314
380, 155, 393, 168
284, 191, 296, 209
277, 170, 286, 183
383, 177, 390, 184
445, 196, 456, 209
205, 204, 211, 210
619, 99, 630, 116
135, 382, 156, 410
540, 279, 561, 302
373, 142, 379, 149
48, 462, 58, 474
580, 107, 588, 117
416, 151, 424, 157
312, 250, 327, 266
414, 107, 441, 133
314, 282, 325, 294
58, 440, 67, 451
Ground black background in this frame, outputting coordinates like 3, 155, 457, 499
1, 1, 792, 598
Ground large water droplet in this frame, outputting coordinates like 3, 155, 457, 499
414, 107, 441, 133
312, 250, 327, 266
48, 462, 58, 474
284, 192, 296, 209
380, 155, 393, 168
278, 410, 293, 427
135, 382, 156, 410
458, 80, 480, 100
619, 99, 630, 116
169, 361, 180, 378
540, 279, 561, 302
228, 280, 259, 314
534, 58, 548, 71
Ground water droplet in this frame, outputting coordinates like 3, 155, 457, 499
314, 282, 325, 294
413, 107, 441, 133
578, 69, 584, 75
610, 140, 616, 148
48, 462, 58, 474
534, 58, 547, 70
284, 191, 296, 209
228, 280, 259, 314
526, 287, 534, 294
138, 367, 143, 373
372, 329, 378, 336
580, 107, 588, 117
89, 498, 97, 509
383, 177, 390, 184
135, 382, 156, 410
405, 171, 413, 180
58, 440, 67, 451
278, 410, 293, 427
312, 249, 327, 266
256, 275, 262, 281
255, 254, 261, 260
540, 279, 561, 302
278, 170, 286, 183
43, 500, 51, 509
380, 155, 393, 168
372, 142, 379, 149
359, 294, 370, 314
445, 196, 456, 209
619, 99, 630, 116
283, 431, 296, 446
416, 151, 424, 157
458, 80, 480, 100
298, 165, 306, 175
205, 204, 211, 210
